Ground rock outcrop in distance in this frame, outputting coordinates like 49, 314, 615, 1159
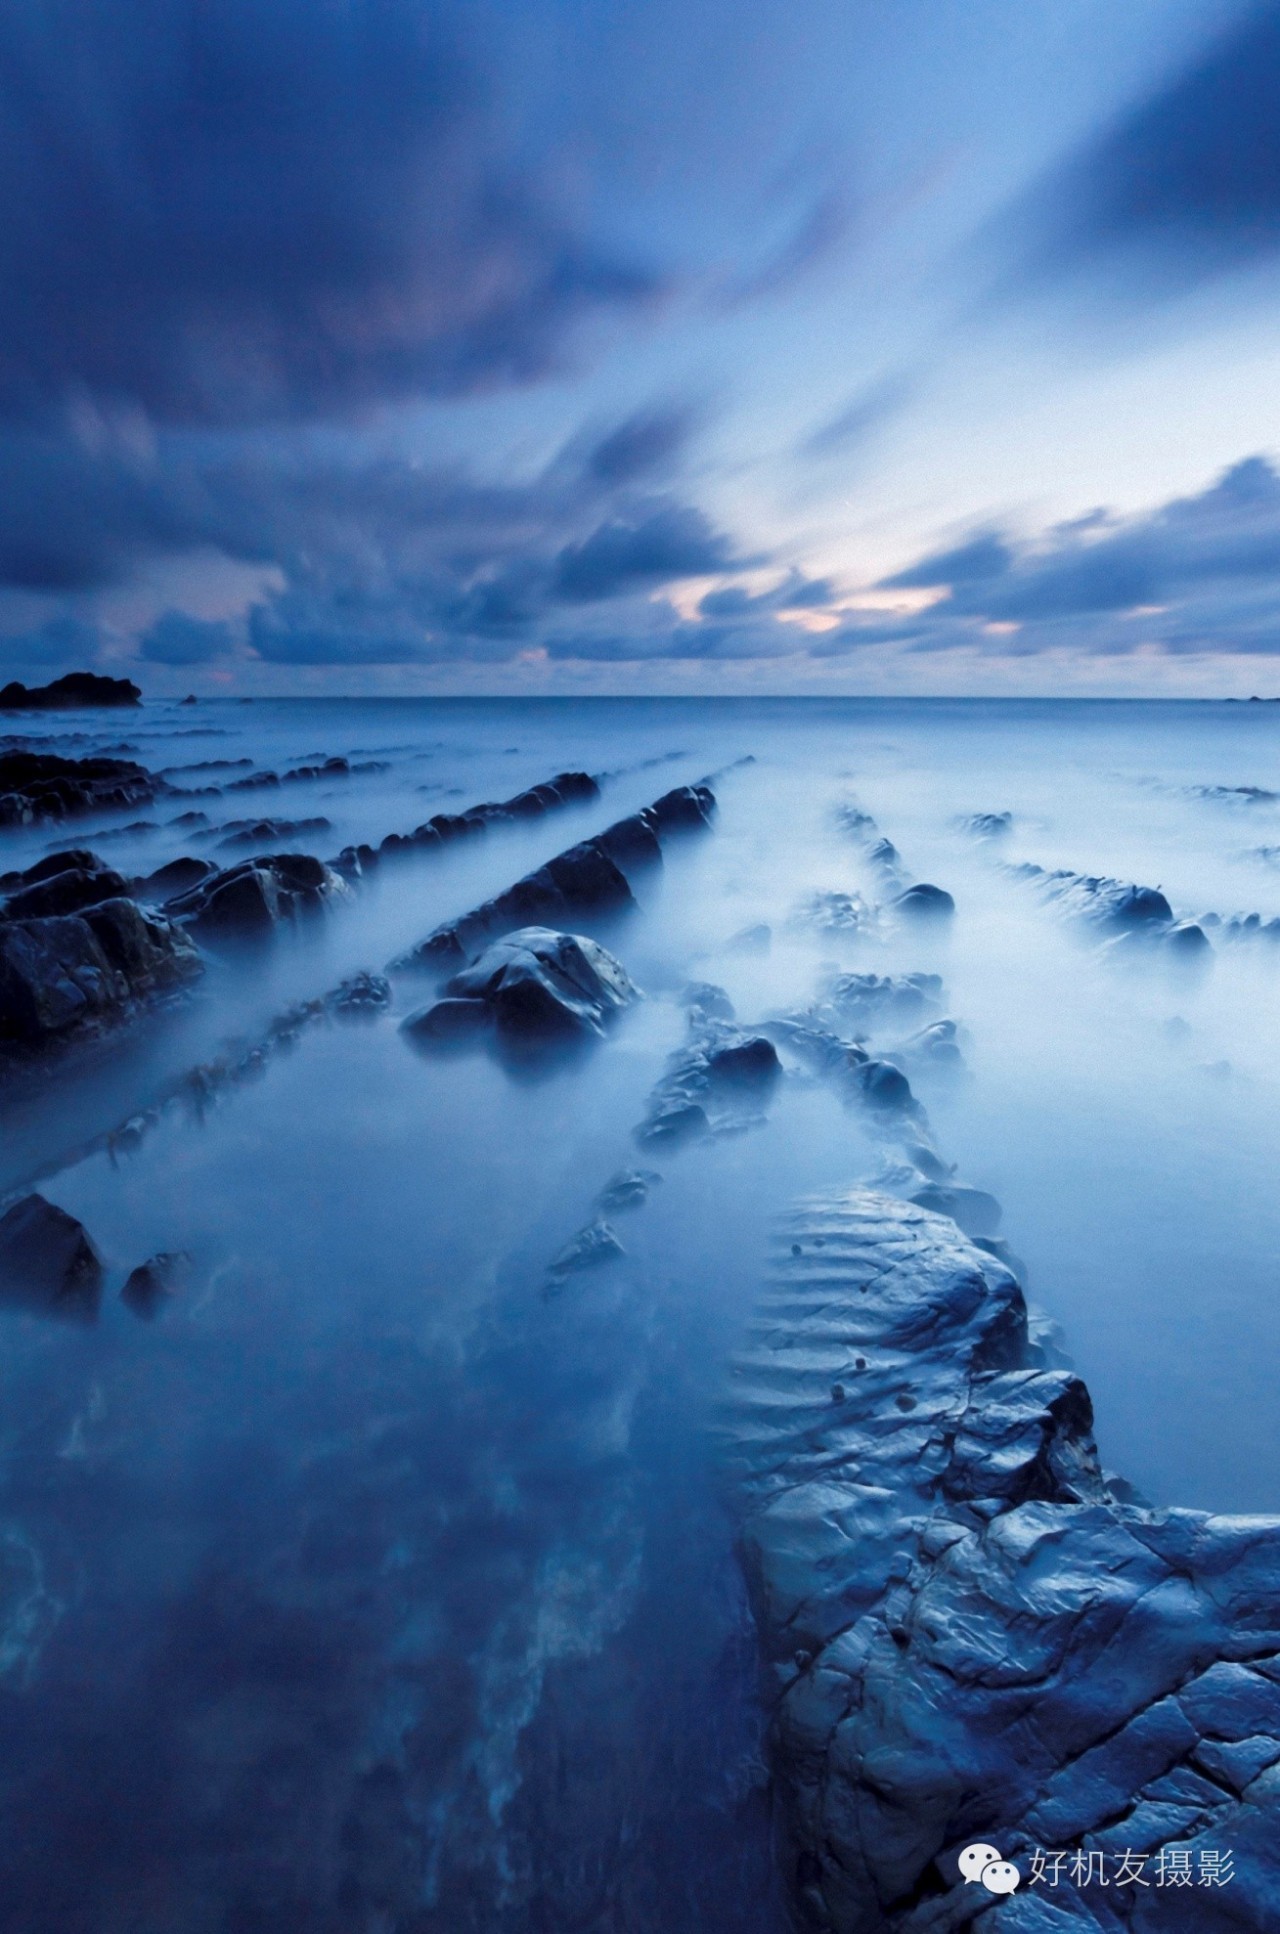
0, 673, 141, 710
835, 798, 955, 921
1, 852, 203, 1054
340, 768, 599, 879
393, 782, 715, 970
723, 1191, 1280, 1934
402, 928, 637, 1050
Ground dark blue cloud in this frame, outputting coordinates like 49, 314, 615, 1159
0, 616, 104, 672
585, 405, 699, 486
0, 0, 657, 427
553, 504, 739, 601
1017, 4, 1280, 288
880, 533, 1013, 591
140, 611, 235, 665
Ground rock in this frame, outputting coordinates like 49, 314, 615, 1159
2, 860, 131, 919
135, 856, 219, 901
547, 1219, 626, 1276
0, 672, 141, 710
635, 1098, 711, 1147
396, 782, 714, 969
726, 922, 772, 955
0, 1194, 103, 1319
121, 1249, 192, 1319
324, 972, 392, 1019
164, 853, 348, 937
894, 880, 955, 919
400, 996, 490, 1044
0, 849, 100, 892
706, 1036, 782, 1091
0, 899, 201, 1049
680, 981, 736, 1021
724, 1192, 1280, 1934
910, 1180, 1002, 1236
213, 816, 332, 851
404, 929, 637, 1048
595, 1169, 661, 1214
797, 890, 874, 936
960, 810, 1014, 839
815, 972, 942, 1035
0, 750, 161, 825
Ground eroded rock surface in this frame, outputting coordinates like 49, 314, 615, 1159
0, 750, 162, 826
1, 892, 203, 1052
164, 852, 348, 938
403, 928, 637, 1048
0, 1194, 103, 1319
724, 1191, 1280, 1933
1011, 863, 1211, 958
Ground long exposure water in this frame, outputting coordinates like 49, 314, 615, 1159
2, 696, 1279, 1930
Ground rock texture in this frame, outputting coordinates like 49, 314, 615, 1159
402, 928, 637, 1047
163, 852, 348, 938
395, 782, 714, 969
724, 1191, 1280, 1933
0, 750, 162, 825
336, 768, 598, 877
1011, 863, 1210, 957
0, 672, 141, 710
0, 1194, 103, 1318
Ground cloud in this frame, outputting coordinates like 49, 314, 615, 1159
139, 611, 235, 665
801, 374, 913, 460
553, 503, 740, 600
584, 404, 699, 486
0, 0, 658, 428
0, 616, 104, 672
1013, 5, 1280, 291
880, 533, 1012, 591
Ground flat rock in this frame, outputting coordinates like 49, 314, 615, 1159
0, 1194, 104, 1319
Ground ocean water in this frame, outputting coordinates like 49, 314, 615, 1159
2, 695, 1279, 1931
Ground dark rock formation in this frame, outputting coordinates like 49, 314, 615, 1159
212, 816, 332, 851
959, 810, 1014, 840
0, 750, 162, 825
164, 853, 348, 938
636, 994, 782, 1148
1011, 863, 1211, 958
334, 769, 598, 878
0, 1194, 103, 1318
547, 1220, 626, 1277
833, 799, 957, 923
894, 881, 955, 920
0, 673, 141, 710
724, 1192, 1280, 1934
812, 973, 942, 1038
402, 928, 637, 1048
121, 1249, 192, 1320
596, 1169, 661, 1214
0, 898, 202, 1050
134, 856, 219, 901
2, 859, 131, 919
396, 783, 714, 970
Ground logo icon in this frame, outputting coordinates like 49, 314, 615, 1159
959, 1844, 1022, 1895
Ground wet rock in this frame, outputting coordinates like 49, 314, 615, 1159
724, 1191, 1280, 1934
0, 900, 201, 1049
135, 856, 219, 901
324, 971, 392, 1019
706, 1036, 782, 1091
397, 782, 714, 969
213, 815, 332, 851
0, 750, 161, 825
814, 972, 942, 1036
401, 996, 490, 1044
894, 880, 955, 919
1013, 862, 1215, 964
165, 853, 348, 938
121, 1249, 192, 1320
547, 1220, 626, 1277
0, 1194, 103, 1319
637, 1009, 782, 1148
959, 810, 1014, 839
2, 860, 131, 919
596, 1169, 661, 1214
635, 1098, 711, 1147
0, 672, 141, 710
0, 849, 100, 892
404, 929, 637, 1047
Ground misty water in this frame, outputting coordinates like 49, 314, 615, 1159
2, 696, 1280, 1931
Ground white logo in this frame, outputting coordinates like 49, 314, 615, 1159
959, 1843, 1022, 1895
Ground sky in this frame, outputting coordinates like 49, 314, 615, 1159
3, 0, 1280, 697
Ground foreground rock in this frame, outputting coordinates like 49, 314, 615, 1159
0, 1194, 103, 1319
0, 672, 141, 710
0, 750, 162, 826
395, 782, 715, 969
1, 893, 203, 1052
403, 928, 636, 1049
724, 1191, 1280, 1933
121, 1249, 192, 1320
163, 853, 348, 938
637, 989, 783, 1147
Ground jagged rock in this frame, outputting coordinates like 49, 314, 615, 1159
706, 1036, 782, 1090
0, 672, 141, 710
0, 900, 202, 1048
724, 1192, 1280, 1934
595, 1169, 661, 1214
637, 1013, 782, 1147
894, 881, 955, 919
959, 810, 1014, 839
797, 890, 874, 936
0, 1194, 103, 1319
814, 973, 942, 1036
121, 1249, 192, 1319
895, 1018, 966, 1068
2, 859, 130, 919
0, 849, 99, 893
0, 750, 161, 825
403, 929, 637, 1048
164, 853, 348, 937
547, 1220, 626, 1277
396, 782, 714, 970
